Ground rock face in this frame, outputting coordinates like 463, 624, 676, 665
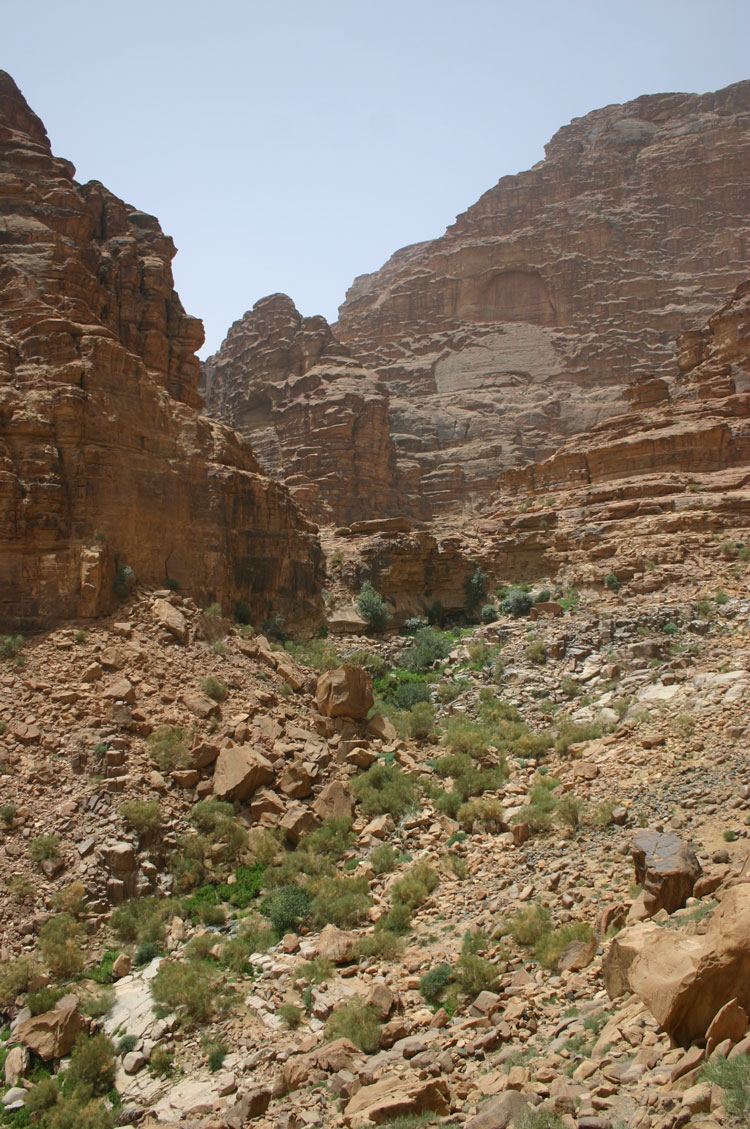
0, 73, 323, 631
201, 294, 405, 524
331, 83, 748, 516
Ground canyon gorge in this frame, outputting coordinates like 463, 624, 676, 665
1, 68, 750, 1129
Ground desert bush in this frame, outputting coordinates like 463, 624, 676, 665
554, 721, 604, 757
419, 963, 453, 1008
29, 833, 61, 862
52, 881, 88, 918
535, 922, 593, 970
457, 796, 506, 831
8, 874, 36, 902
370, 842, 398, 874
147, 725, 189, 772
355, 929, 404, 960
0, 956, 34, 1005
120, 799, 161, 836
113, 564, 136, 598
149, 1046, 174, 1076
151, 959, 218, 1025
501, 587, 533, 617
324, 999, 381, 1053
402, 701, 436, 740
464, 565, 488, 619
524, 640, 547, 665
357, 581, 391, 633
444, 717, 493, 759
351, 761, 418, 819
561, 677, 580, 698
309, 875, 371, 929
219, 916, 275, 971
399, 626, 451, 672
344, 649, 387, 678
39, 913, 85, 979
201, 675, 228, 702
456, 951, 500, 998
82, 986, 115, 1020
391, 861, 439, 912
110, 895, 174, 946
556, 793, 582, 830
28, 985, 64, 1015
260, 885, 312, 937
481, 604, 499, 624
0, 802, 16, 825
67, 1033, 117, 1095
278, 1002, 303, 1029
285, 637, 340, 671
507, 903, 552, 947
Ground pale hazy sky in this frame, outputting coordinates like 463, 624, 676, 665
6, 0, 750, 357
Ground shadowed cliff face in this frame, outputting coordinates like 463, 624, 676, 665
0, 72, 323, 631
201, 294, 411, 524
327, 81, 750, 514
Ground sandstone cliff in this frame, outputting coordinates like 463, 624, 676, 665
201, 295, 407, 524
0, 73, 323, 631
332, 82, 750, 513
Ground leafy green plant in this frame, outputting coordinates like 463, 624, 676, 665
370, 843, 398, 874
151, 959, 223, 1025
357, 581, 391, 633
120, 799, 161, 836
480, 604, 498, 624
524, 640, 547, 665
29, 834, 60, 862
603, 572, 620, 592
259, 885, 312, 936
39, 914, 85, 979
501, 587, 533, 617
399, 626, 452, 672
324, 1000, 381, 1053
278, 1002, 303, 1029
201, 676, 228, 702
419, 963, 454, 1008
351, 761, 418, 819
464, 565, 488, 619
148, 725, 189, 772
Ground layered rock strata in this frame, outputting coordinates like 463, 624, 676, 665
0, 72, 323, 631
332, 82, 750, 512
201, 295, 406, 524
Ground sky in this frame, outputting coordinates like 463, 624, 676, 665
5, 0, 750, 358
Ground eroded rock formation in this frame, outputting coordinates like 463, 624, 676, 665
201, 295, 406, 524
0, 73, 323, 631
331, 81, 750, 513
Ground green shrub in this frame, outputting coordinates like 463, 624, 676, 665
355, 929, 404, 960
151, 959, 218, 1025
82, 987, 115, 1020
219, 916, 275, 971
260, 885, 312, 936
507, 903, 552, 947
357, 581, 391, 633
481, 604, 498, 624
399, 626, 451, 672
147, 725, 189, 772
204, 602, 222, 617
0, 956, 34, 1005
403, 616, 428, 634
535, 922, 593, 970
419, 963, 454, 1008
310, 875, 371, 929
554, 720, 604, 756
110, 896, 174, 946
456, 951, 500, 998
149, 1046, 174, 1077
351, 761, 418, 819
457, 796, 506, 831
403, 701, 436, 740
201, 676, 228, 702
344, 649, 387, 678
113, 564, 136, 598
603, 572, 620, 592
517, 1110, 567, 1129
29, 834, 61, 862
120, 799, 161, 835
501, 588, 533, 617
88, 950, 118, 985
534, 588, 552, 603
285, 637, 340, 671
52, 882, 88, 918
25, 1076, 59, 1114
0, 802, 16, 826
203, 1035, 229, 1072
0, 634, 24, 668
39, 914, 85, 979
464, 566, 488, 619
278, 1003, 303, 1029
117, 1034, 137, 1054
524, 641, 547, 665
391, 861, 439, 911
556, 793, 581, 830
28, 986, 65, 1015
68, 1033, 117, 1095
324, 1000, 381, 1053
370, 843, 398, 874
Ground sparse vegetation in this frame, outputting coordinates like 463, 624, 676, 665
120, 799, 161, 835
324, 999, 381, 1053
351, 761, 418, 819
147, 725, 190, 772
201, 675, 228, 701
357, 581, 391, 633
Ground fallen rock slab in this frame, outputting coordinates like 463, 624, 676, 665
629, 829, 702, 916
343, 1073, 450, 1127
316, 666, 374, 720
14, 1001, 84, 1061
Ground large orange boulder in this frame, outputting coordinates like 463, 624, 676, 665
14, 1001, 84, 1061
316, 666, 373, 720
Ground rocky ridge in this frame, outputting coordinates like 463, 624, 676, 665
201, 295, 404, 525
0, 72, 323, 631
204, 80, 750, 521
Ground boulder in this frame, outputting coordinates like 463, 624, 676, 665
313, 780, 354, 821
328, 606, 371, 635
706, 997, 748, 1054
343, 1073, 451, 1127
467, 1090, 529, 1129
317, 924, 359, 965
612, 885, 750, 1046
212, 746, 274, 801
4, 1046, 29, 1087
152, 598, 188, 644
14, 1001, 84, 1061
280, 802, 320, 844
316, 666, 374, 720
629, 830, 702, 916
